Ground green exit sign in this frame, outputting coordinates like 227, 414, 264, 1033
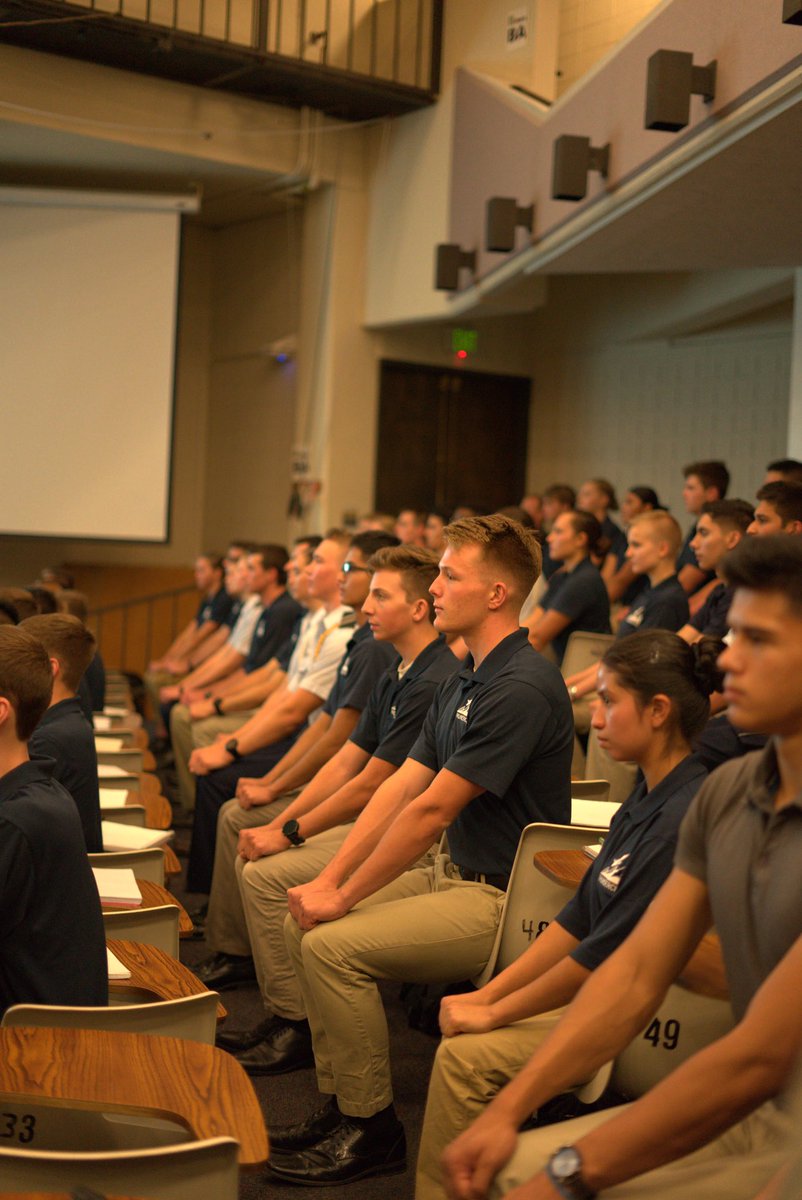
451, 328, 478, 354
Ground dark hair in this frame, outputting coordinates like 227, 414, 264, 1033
251, 544, 289, 587
59, 589, 89, 623
628, 486, 663, 511
0, 624, 54, 739
228, 540, 258, 556
294, 535, 323, 564
755, 481, 802, 526
495, 505, 535, 529
0, 600, 19, 626
443, 514, 542, 602
766, 458, 802, 484
701, 499, 754, 536
543, 484, 576, 508
722, 535, 802, 616
567, 510, 607, 559
0, 588, 37, 622
199, 552, 225, 575
588, 478, 619, 512
350, 530, 401, 559
28, 585, 60, 615
21, 613, 96, 692
602, 630, 724, 744
683, 460, 730, 498
368, 545, 441, 620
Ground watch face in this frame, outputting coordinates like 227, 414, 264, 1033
552, 1146, 582, 1181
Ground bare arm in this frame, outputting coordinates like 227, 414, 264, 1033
525, 608, 571, 653
606, 558, 637, 603
678, 563, 707, 596
268, 705, 363, 796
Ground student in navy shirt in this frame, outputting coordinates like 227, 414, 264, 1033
677, 460, 730, 601
426, 630, 722, 1200
677, 499, 754, 645
525, 510, 611, 665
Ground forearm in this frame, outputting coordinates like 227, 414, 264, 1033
315, 774, 421, 888
479, 921, 581, 1007
271, 711, 359, 795
484, 956, 590, 1029
235, 693, 315, 757
189, 625, 227, 666
337, 795, 448, 906
299, 769, 389, 839
218, 669, 283, 711
267, 754, 360, 827
185, 647, 240, 691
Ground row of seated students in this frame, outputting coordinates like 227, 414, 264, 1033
133, 483, 802, 1196
1, 466, 800, 1194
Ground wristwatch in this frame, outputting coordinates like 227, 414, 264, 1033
224, 737, 241, 761
282, 818, 305, 847
546, 1146, 596, 1200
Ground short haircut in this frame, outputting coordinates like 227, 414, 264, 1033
701, 499, 754, 536
28, 585, 60, 615
0, 624, 54, 739
251, 544, 289, 587
59, 589, 89, 623
359, 513, 397, 534
442, 513, 542, 602
766, 458, 802, 484
722, 534, 802, 616
228, 540, 258, 556
629, 510, 682, 558
368, 545, 440, 620
200, 552, 225, 574
0, 600, 19, 627
0, 588, 37, 622
21, 613, 96, 693
294, 535, 322, 564
588, 478, 619, 511
397, 509, 427, 525
349, 530, 401, 559
322, 528, 352, 550
543, 484, 576, 508
496, 505, 535, 529
567, 510, 606, 559
683, 460, 730, 498
755, 481, 802, 526
628, 486, 663, 510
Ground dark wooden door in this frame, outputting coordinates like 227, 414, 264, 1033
375, 360, 530, 515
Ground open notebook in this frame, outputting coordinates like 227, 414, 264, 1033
101, 821, 173, 851
92, 866, 142, 907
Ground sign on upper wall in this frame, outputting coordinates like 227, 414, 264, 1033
506, 8, 530, 50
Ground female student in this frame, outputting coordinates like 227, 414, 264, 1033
416, 630, 723, 1200
525, 510, 611, 664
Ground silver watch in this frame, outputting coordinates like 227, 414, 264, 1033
546, 1145, 596, 1200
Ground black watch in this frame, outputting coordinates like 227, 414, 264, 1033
213, 697, 225, 716
546, 1146, 596, 1200
282, 818, 305, 847
224, 737, 241, 761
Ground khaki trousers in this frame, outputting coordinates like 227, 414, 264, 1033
493, 1100, 792, 1199
169, 705, 255, 813
144, 668, 182, 724
415, 1011, 566, 1200
204, 795, 292, 956
239, 825, 353, 1021
284, 855, 505, 1118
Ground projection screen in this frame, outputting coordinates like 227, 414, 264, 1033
0, 196, 183, 541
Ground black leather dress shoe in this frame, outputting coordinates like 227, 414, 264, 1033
215, 1015, 275, 1053
194, 952, 256, 990
267, 1115, 407, 1185
235, 1017, 314, 1076
269, 1096, 341, 1153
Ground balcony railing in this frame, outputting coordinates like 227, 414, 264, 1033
0, 0, 443, 118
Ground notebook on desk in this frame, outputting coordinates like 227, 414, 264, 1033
98, 763, 137, 780
107, 947, 132, 980
101, 821, 173, 851
93, 866, 142, 907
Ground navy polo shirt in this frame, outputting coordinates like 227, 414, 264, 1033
691, 582, 732, 640
677, 524, 715, 592
276, 611, 306, 673
691, 713, 767, 773
84, 649, 106, 713
244, 591, 305, 673
541, 557, 611, 664
351, 636, 459, 766
322, 624, 398, 718
0, 759, 107, 1015
559, 756, 708, 971
224, 598, 243, 629
617, 575, 689, 639
197, 585, 234, 627
29, 696, 102, 852
409, 629, 573, 876
601, 515, 627, 563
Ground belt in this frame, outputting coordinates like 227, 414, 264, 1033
456, 866, 509, 892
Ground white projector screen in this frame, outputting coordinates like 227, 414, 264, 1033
0, 201, 181, 541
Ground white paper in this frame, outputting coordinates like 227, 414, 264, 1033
98, 764, 136, 780
93, 867, 142, 906
571, 798, 621, 829
101, 821, 173, 851
107, 947, 132, 980
93, 715, 112, 731
95, 736, 124, 752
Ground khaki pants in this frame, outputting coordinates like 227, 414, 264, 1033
284, 854, 505, 1118
239, 825, 353, 1021
170, 705, 255, 813
416, 1011, 566, 1200
144, 668, 182, 724
493, 1100, 792, 1199
204, 795, 292, 956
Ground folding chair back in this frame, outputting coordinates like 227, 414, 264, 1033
3, 993, 219, 1045
102, 905, 180, 958
89, 848, 165, 885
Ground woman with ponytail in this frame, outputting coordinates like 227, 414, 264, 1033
416, 630, 724, 1200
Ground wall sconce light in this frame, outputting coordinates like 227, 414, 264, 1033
485, 197, 535, 252
551, 135, 610, 201
644, 50, 717, 131
783, 0, 802, 23
434, 243, 476, 291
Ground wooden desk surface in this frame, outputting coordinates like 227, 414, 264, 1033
0, 1026, 267, 1167
107, 938, 226, 1021
534, 848, 594, 889
1, 1194, 142, 1199
123, 788, 173, 830
100, 880, 193, 936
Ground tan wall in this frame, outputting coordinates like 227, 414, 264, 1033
557, 0, 664, 95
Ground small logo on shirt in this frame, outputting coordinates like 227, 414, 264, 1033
455, 697, 473, 724
390, 705, 397, 720
340, 659, 350, 676
626, 606, 645, 628
256, 619, 266, 639
599, 853, 629, 893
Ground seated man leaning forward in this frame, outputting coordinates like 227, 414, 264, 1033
269, 514, 575, 1187
441, 533, 802, 1200
0, 625, 107, 1015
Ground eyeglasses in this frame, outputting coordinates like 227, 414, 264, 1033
342, 562, 372, 575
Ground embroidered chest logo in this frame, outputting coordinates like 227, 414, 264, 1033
599, 853, 630, 893
256, 620, 266, 639
390, 705, 397, 720
340, 659, 350, 676
455, 696, 473, 724
627, 607, 645, 628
